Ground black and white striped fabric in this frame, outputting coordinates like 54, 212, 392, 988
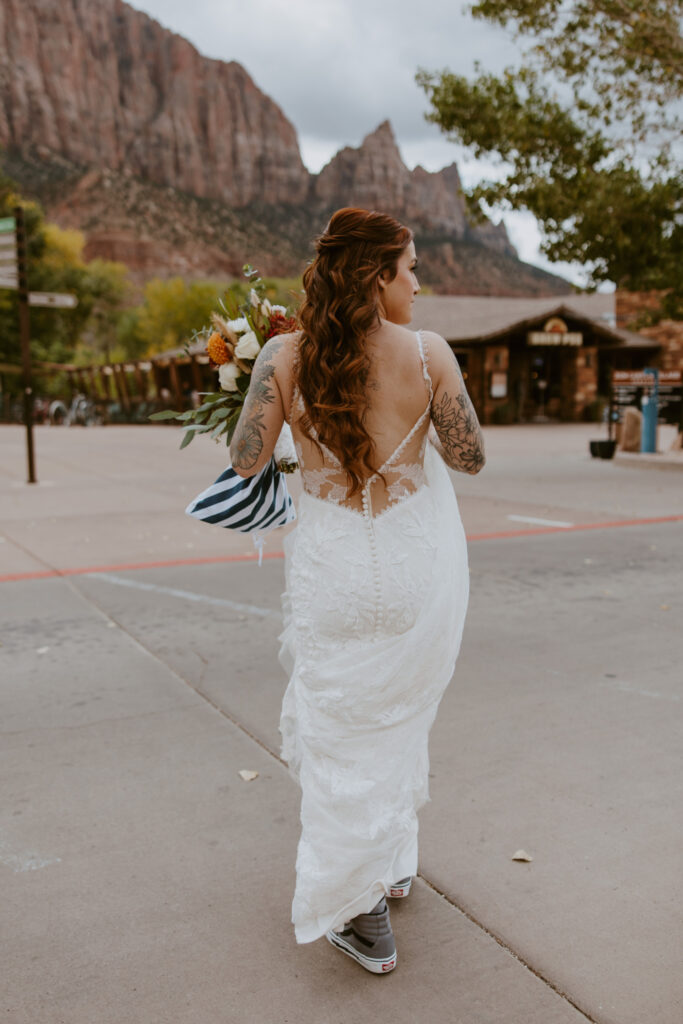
185, 457, 296, 533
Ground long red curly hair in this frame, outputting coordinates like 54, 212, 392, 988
296, 207, 413, 496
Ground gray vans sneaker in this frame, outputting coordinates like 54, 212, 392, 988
326, 896, 397, 974
388, 876, 412, 899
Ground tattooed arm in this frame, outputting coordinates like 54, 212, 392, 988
424, 331, 485, 474
230, 336, 286, 476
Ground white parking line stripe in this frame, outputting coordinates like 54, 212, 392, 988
0, 832, 62, 873
507, 514, 574, 528
599, 679, 681, 702
85, 572, 279, 619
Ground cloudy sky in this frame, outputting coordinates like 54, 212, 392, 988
129, 0, 598, 288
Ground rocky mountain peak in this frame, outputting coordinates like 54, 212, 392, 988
314, 121, 514, 256
363, 120, 400, 147
0, 0, 567, 295
0, 0, 310, 206
315, 120, 411, 210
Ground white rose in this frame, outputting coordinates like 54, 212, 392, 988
234, 330, 261, 360
227, 317, 249, 333
218, 361, 240, 391
271, 304, 287, 315
249, 288, 259, 307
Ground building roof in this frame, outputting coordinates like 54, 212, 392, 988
408, 293, 659, 348
153, 292, 659, 364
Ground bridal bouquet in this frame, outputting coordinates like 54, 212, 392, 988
151, 267, 299, 472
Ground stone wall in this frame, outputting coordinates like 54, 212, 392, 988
639, 322, 683, 372
615, 291, 683, 372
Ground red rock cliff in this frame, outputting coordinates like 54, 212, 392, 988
0, 0, 569, 294
315, 122, 515, 256
0, 0, 310, 205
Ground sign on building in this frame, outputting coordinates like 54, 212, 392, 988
527, 317, 582, 347
612, 370, 682, 426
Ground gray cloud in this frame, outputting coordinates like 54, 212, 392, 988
127, 0, 594, 286
130, 0, 518, 164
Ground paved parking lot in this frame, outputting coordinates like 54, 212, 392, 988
1, 424, 682, 1023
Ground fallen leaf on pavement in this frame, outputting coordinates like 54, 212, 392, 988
238, 769, 259, 782
512, 849, 533, 862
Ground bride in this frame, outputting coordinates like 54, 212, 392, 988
230, 207, 485, 974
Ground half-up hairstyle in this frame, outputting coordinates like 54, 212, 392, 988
297, 207, 413, 496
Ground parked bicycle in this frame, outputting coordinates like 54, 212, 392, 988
49, 394, 101, 426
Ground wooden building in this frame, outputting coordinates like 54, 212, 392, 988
38, 292, 667, 427
409, 293, 661, 423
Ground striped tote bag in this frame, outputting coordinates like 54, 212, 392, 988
185, 457, 296, 540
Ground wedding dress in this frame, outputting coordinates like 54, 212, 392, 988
278, 330, 469, 944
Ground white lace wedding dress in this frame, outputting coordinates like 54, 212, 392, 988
278, 331, 469, 944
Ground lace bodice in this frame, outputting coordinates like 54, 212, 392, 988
290, 330, 434, 519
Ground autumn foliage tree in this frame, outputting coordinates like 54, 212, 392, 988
0, 170, 132, 389
417, 0, 682, 317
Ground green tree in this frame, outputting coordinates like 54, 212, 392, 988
78, 257, 132, 364
417, 0, 683, 316
0, 171, 134, 387
135, 277, 224, 354
115, 309, 147, 362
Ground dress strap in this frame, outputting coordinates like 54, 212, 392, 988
415, 330, 434, 403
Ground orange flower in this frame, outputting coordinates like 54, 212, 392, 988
207, 331, 231, 365
266, 313, 299, 339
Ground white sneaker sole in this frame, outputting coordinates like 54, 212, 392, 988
388, 878, 412, 899
326, 929, 397, 974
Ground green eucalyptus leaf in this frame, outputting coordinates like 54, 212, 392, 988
211, 420, 228, 439
149, 409, 181, 421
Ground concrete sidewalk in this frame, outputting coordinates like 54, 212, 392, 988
615, 450, 683, 471
1, 423, 682, 577
1, 424, 682, 1023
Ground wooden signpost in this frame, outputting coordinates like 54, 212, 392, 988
14, 206, 37, 483
0, 208, 78, 484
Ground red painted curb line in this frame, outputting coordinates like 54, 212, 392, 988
0, 549, 284, 583
468, 513, 683, 542
1, 513, 681, 584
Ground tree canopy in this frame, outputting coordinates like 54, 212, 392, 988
417, 0, 683, 317
0, 169, 304, 397
0, 171, 133, 388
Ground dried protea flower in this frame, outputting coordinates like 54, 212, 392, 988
207, 332, 231, 365
266, 313, 299, 339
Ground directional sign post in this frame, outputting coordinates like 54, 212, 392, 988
13, 207, 37, 483
2, 213, 78, 484
0, 216, 18, 290
29, 292, 78, 309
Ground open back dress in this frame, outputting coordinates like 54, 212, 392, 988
278, 330, 469, 943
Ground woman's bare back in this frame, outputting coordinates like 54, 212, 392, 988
278, 324, 434, 516
229, 322, 484, 492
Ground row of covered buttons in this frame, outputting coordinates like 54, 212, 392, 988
362, 483, 384, 638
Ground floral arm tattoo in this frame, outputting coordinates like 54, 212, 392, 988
230, 338, 284, 472
431, 355, 485, 474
